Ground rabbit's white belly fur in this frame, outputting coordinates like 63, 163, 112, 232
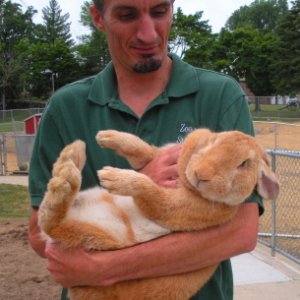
66, 187, 171, 244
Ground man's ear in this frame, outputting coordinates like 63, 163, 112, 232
89, 5, 105, 32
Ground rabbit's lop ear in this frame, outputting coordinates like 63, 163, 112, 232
257, 154, 279, 200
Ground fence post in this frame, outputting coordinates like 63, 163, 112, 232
274, 123, 278, 149
0, 134, 3, 175
271, 151, 277, 257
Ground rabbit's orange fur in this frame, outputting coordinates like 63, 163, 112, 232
38, 129, 279, 300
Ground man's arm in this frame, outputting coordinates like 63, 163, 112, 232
28, 208, 46, 258
41, 202, 259, 288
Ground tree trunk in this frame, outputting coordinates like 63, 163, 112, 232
1, 89, 5, 111
254, 96, 261, 112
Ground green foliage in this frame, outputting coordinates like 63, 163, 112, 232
19, 39, 81, 97
214, 0, 297, 97
226, 0, 289, 32
75, 0, 111, 76
214, 26, 278, 96
0, 1, 37, 46
213, 26, 259, 79
271, 0, 300, 95
37, 0, 74, 46
80, 1, 96, 31
0, 0, 299, 103
169, 8, 215, 68
0, 1, 37, 107
0, 184, 30, 218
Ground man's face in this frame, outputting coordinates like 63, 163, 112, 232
91, 0, 174, 73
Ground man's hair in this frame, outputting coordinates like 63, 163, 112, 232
93, 0, 174, 14
92, 0, 104, 12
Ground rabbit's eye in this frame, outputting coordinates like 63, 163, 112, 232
238, 160, 249, 169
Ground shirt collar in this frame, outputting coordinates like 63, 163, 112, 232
88, 53, 199, 106
166, 53, 199, 98
88, 62, 116, 106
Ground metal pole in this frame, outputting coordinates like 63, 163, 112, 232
0, 134, 3, 175
274, 123, 278, 149
3, 133, 7, 175
51, 73, 55, 94
271, 152, 277, 257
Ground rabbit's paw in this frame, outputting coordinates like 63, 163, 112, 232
48, 160, 81, 203
96, 130, 155, 170
96, 130, 125, 151
52, 140, 86, 176
50, 141, 85, 197
53, 141, 86, 178
98, 167, 142, 195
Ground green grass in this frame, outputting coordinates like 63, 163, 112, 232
250, 104, 300, 121
0, 123, 13, 132
0, 184, 30, 218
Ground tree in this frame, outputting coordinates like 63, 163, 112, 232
0, 44, 23, 109
18, 0, 84, 98
169, 8, 215, 68
212, 0, 292, 107
0, 0, 37, 108
226, 0, 289, 32
75, 0, 110, 76
271, 0, 300, 95
213, 27, 260, 79
212, 26, 277, 111
37, 0, 74, 46
19, 39, 81, 98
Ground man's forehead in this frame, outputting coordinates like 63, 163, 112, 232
104, 0, 174, 9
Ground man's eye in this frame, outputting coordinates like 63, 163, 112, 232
119, 14, 133, 20
118, 11, 137, 21
151, 9, 167, 18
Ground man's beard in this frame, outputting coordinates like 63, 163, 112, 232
133, 55, 162, 73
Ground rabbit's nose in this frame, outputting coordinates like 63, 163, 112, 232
195, 164, 215, 181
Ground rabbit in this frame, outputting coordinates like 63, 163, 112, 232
38, 128, 279, 300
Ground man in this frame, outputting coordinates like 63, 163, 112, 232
28, 0, 263, 299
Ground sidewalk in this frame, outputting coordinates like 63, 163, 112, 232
1, 175, 300, 299
233, 243, 300, 299
0, 175, 28, 186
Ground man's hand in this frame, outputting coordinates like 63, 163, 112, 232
139, 144, 181, 188
45, 243, 114, 288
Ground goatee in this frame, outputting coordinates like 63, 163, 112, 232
133, 55, 162, 73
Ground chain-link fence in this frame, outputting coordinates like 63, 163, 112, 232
0, 108, 44, 133
0, 132, 31, 175
255, 122, 300, 264
254, 121, 300, 151
258, 150, 300, 264
0, 108, 45, 174
0, 108, 44, 123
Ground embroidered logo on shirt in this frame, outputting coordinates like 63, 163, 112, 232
176, 123, 196, 143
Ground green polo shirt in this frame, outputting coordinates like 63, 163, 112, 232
29, 53, 263, 300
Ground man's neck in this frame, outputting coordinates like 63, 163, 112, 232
115, 57, 173, 117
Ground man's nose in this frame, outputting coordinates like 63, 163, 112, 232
136, 15, 158, 43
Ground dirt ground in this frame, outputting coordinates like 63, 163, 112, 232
0, 218, 61, 300
1, 123, 299, 300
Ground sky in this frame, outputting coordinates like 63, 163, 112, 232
14, 0, 276, 41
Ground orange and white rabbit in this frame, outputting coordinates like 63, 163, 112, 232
38, 128, 279, 300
